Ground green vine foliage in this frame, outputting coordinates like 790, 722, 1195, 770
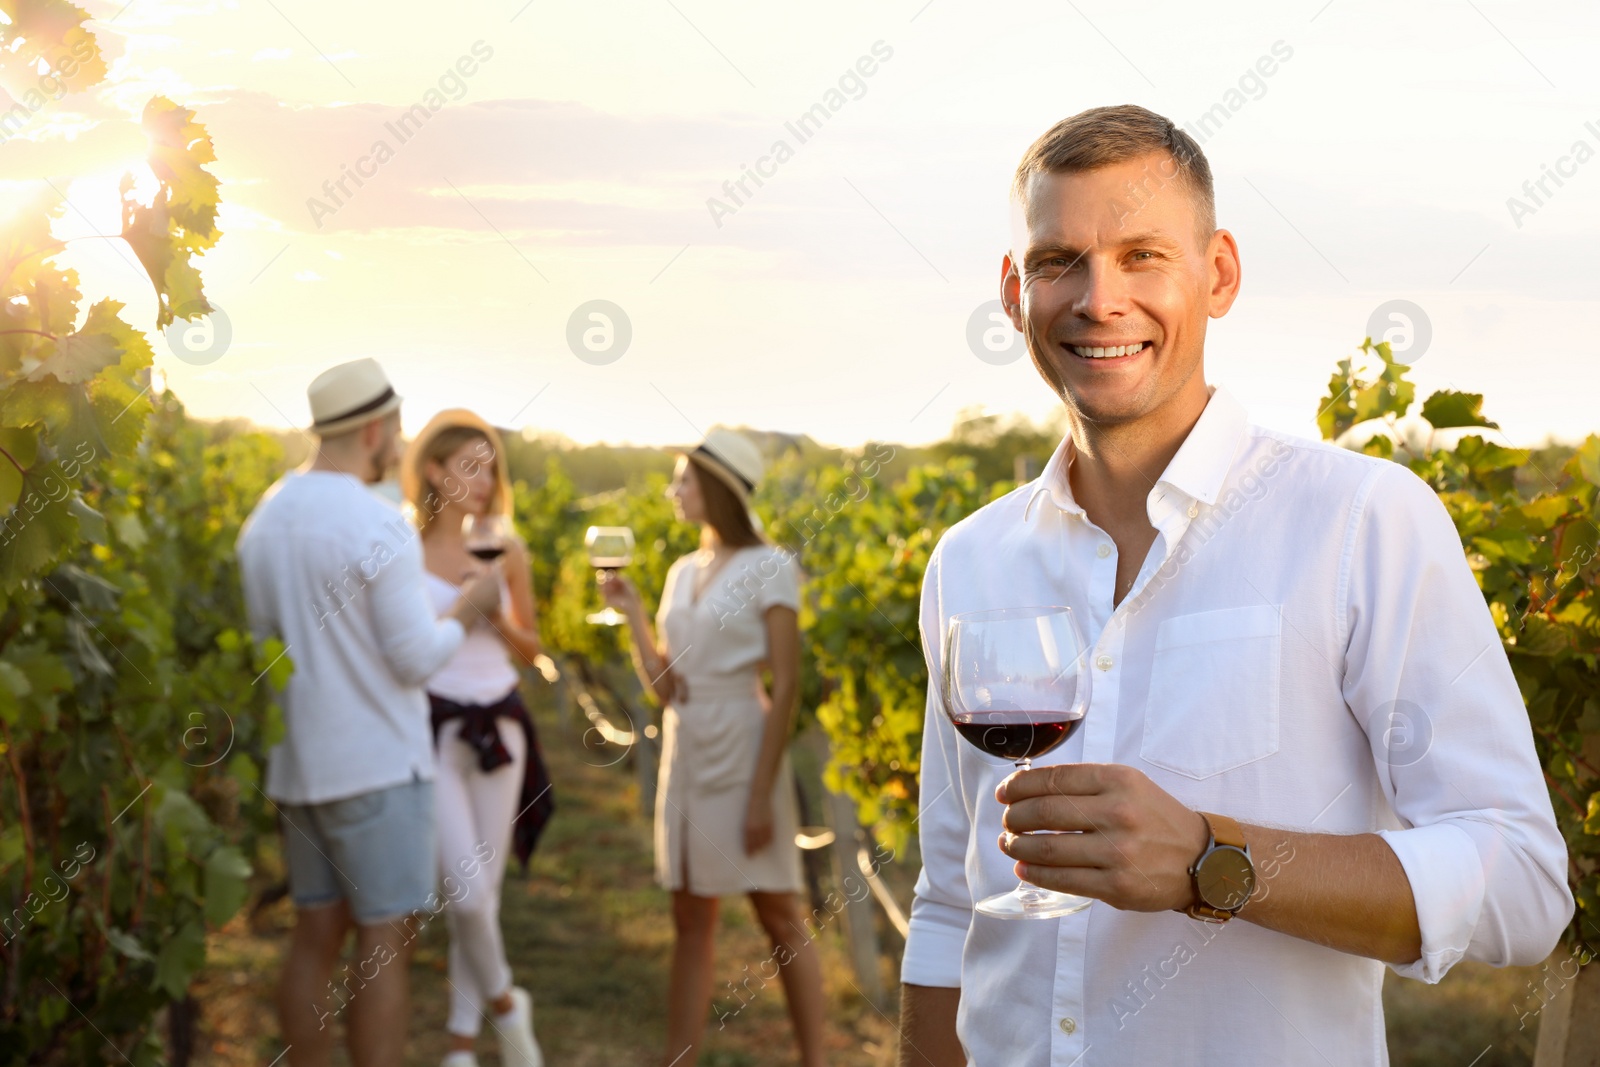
1321, 339, 1600, 954
763, 453, 992, 853
0, 4, 288, 1060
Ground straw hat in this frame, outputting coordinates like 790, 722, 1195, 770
688, 427, 764, 504
400, 408, 515, 533
307, 358, 403, 436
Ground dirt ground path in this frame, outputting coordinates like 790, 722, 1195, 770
190, 691, 901, 1066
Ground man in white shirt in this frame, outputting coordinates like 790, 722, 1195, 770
898, 105, 1573, 1066
237, 358, 502, 1067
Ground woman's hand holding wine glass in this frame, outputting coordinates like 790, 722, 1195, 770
597, 572, 641, 616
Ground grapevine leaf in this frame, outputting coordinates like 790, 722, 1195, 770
1574, 436, 1600, 490
27, 330, 120, 384
203, 845, 252, 927
121, 194, 174, 321
106, 926, 156, 963
67, 493, 105, 544
120, 98, 221, 327
1317, 359, 1358, 441
0, 658, 28, 724
1454, 436, 1527, 475
0, 824, 22, 866
163, 257, 208, 317
229, 753, 259, 789
0, 456, 22, 515
112, 510, 147, 549
154, 788, 209, 862
0, 427, 40, 471
1353, 378, 1415, 424
67, 617, 113, 676
0, 660, 32, 699
58, 561, 118, 611
0, 0, 108, 93
1420, 389, 1499, 431
142, 97, 220, 237
152, 920, 206, 998
0, 464, 80, 591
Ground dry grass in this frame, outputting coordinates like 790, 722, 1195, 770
188, 689, 1551, 1066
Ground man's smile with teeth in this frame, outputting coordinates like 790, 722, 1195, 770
1067, 341, 1152, 359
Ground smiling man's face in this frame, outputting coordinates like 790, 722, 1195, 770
1002, 151, 1240, 429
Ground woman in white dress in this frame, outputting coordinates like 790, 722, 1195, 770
601, 428, 827, 1067
402, 410, 552, 1067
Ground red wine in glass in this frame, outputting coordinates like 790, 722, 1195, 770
951, 711, 1082, 761
943, 605, 1093, 920
461, 514, 510, 570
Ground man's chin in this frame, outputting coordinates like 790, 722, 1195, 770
1054, 376, 1158, 428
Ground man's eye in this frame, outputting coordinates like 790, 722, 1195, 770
1131, 251, 1155, 262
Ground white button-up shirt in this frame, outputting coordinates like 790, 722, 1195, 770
902, 386, 1573, 1066
238, 470, 465, 805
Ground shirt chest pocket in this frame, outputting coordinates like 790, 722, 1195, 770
1139, 604, 1282, 780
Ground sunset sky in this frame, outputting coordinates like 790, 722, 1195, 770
3, 0, 1596, 451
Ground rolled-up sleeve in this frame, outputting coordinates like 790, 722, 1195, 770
901, 543, 975, 988
1343, 464, 1573, 983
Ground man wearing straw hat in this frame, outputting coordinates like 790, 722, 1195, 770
237, 358, 503, 1067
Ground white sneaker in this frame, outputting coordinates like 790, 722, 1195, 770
440, 1052, 479, 1067
495, 987, 544, 1067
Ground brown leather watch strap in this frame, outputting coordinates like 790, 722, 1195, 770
1201, 811, 1247, 850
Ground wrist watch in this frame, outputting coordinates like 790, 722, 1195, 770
1186, 812, 1256, 923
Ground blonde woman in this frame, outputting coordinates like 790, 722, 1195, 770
402, 410, 552, 1067
600, 428, 827, 1067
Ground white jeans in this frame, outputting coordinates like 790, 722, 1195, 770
435, 714, 525, 1036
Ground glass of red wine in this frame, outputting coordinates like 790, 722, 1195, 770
584, 526, 635, 626
943, 605, 1092, 920
462, 513, 510, 564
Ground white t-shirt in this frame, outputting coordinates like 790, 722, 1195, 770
237, 470, 465, 804
423, 570, 520, 706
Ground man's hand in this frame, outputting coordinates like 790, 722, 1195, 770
996, 762, 1208, 912
451, 569, 502, 627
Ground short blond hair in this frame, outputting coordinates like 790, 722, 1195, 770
1012, 104, 1215, 239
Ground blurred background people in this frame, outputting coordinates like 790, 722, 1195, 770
600, 428, 826, 1067
403, 409, 552, 1067
237, 360, 501, 1067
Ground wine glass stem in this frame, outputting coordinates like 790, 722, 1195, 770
1012, 757, 1040, 899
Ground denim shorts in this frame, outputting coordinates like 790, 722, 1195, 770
278, 776, 435, 924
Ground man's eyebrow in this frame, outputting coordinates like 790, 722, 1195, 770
1023, 231, 1183, 264
1023, 244, 1085, 263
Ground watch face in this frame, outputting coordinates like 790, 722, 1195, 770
1196, 846, 1256, 911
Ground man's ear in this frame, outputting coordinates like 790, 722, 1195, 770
1001, 253, 1023, 329
1206, 228, 1242, 319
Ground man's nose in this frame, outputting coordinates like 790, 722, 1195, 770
1071, 257, 1130, 321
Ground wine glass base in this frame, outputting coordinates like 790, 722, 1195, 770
976, 887, 1093, 920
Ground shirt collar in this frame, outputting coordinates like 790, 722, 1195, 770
1023, 385, 1250, 523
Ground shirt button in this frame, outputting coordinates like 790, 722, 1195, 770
1095, 654, 1113, 671
1059, 1017, 1077, 1035
1096, 543, 1111, 558
1187, 502, 1199, 518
